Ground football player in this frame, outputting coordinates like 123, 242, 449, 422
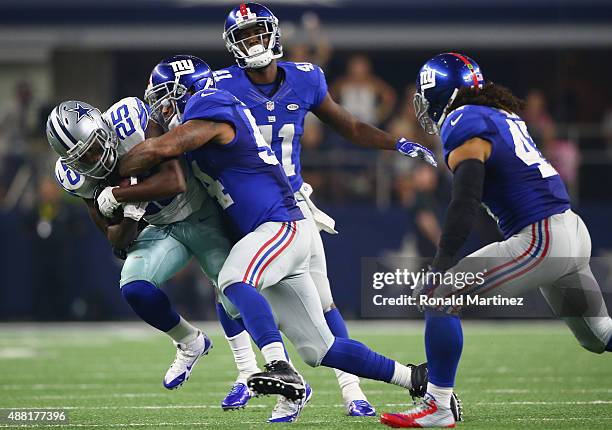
213, 2, 437, 416
46, 89, 232, 391
118, 54, 455, 423
380, 53, 612, 428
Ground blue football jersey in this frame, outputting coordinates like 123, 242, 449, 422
182, 88, 304, 237
441, 105, 570, 238
214, 61, 328, 192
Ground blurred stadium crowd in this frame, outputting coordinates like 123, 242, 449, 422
1, 2, 611, 321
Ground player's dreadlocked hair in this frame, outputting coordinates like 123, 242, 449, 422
448, 82, 525, 114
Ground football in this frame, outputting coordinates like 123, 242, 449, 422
99, 178, 132, 224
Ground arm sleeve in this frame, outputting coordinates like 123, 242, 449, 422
432, 159, 485, 271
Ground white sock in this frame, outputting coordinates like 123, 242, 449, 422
166, 317, 200, 344
390, 361, 413, 389
261, 342, 287, 364
226, 330, 261, 382
427, 383, 453, 409
334, 369, 367, 403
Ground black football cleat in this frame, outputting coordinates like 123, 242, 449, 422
407, 362, 428, 400
450, 392, 463, 422
407, 362, 463, 422
247, 360, 305, 401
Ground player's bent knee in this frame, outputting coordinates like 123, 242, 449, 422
565, 317, 612, 354
120, 255, 157, 289
296, 345, 326, 367
121, 280, 156, 303
294, 336, 334, 367
218, 265, 242, 292
577, 337, 606, 354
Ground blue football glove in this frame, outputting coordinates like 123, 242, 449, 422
396, 138, 437, 167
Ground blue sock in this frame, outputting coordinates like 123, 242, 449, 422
121, 281, 180, 332
321, 337, 395, 382
424, 310, 463, 387
324, 307, 349, 339
224, 282, 283, 350
216, 302, 246, 338
606, 336, 612, 352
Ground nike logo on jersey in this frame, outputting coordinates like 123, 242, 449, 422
200, 92, 215, 97
450, 113, 463, 126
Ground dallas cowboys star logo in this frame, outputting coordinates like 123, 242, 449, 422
66, 102, 95, 123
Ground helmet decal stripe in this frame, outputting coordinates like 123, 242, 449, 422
51, 110, 77, 149
239, 3, 248, 17
56, 117, 78, 145
224, 2, 282, 69
449, 52, 479, 89
48, 116, 71, 150
53, 107, 79, 146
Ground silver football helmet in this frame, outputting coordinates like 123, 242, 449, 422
46, 101, 118, 179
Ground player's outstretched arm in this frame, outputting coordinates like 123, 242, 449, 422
432, 138, 490, 271
118, 120, 234, 177
312, 93, 437, 166
313, 93, 397, 150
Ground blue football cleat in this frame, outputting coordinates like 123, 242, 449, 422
221, 382, 252, 411
163, 331, 212, 390
347, 400, 376, 417
268, 383, 313, 423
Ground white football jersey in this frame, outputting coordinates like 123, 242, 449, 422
54, 96, 207, 225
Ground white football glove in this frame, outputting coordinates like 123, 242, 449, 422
122, 201, 148, 222
97, 186, 120, 218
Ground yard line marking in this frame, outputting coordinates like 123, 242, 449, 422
0, 420, 376, 428
4, 400, 612, 411
475, 400, 612, 405
0, 348, 37, 358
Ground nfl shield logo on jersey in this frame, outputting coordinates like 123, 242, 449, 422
266, 101, 275, 111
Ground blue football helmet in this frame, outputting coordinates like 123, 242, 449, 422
223, 2, 282, 69
414, 53, 485, 135
144, 55, 215, 130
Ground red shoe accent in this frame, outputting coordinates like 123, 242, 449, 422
380, 412, 456, 428
380, 413, 423, 428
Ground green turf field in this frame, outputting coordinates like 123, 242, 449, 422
0, 321, 610, 429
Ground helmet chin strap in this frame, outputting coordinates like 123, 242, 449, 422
245, 44, 273, 69
168, 113, 182, 131
435, 88, 460, 134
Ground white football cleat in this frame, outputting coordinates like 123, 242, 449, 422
380, 394, 456, 428
268, 383, 312, 423
163, 331, 212, 390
